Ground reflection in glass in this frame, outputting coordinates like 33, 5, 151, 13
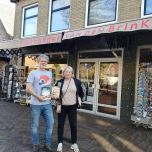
81, 103, 93, 111
98, 106, 116, 115
88, 0, 117, 25
51, 8, 70, 32
23, 6, 38, 37
79, 62, 95, 105
24, 17, 37, 36
98, 63, 118, 106
51, 0, 70, 32
25, 6, 38, 18
52, 0, 70, 10
145, 0, 152, 15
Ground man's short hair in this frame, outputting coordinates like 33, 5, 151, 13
37, 54, 49, 63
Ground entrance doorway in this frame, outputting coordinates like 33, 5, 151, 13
78, 50, 122, 119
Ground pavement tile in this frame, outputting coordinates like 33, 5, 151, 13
0, 100, 152, 152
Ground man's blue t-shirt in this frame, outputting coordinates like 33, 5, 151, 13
27, 69, 52, 105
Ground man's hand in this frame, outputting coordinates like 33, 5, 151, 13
37, 96, 47, 102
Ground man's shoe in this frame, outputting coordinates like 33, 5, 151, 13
33, 145, 40, 152
44, 144, 53, 152
71, 143, 80, 152
57, 143, 63, 152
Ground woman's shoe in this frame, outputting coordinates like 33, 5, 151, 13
71, 143, 80, 152
57, 143, 63, 152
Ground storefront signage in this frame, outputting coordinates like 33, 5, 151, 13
63, 17, 152, 40
0, 34, 62, 50
20, 34, 62, 47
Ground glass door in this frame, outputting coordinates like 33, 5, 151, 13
78, 58, 122, 119
97, 61, 120, 117
78, 61, 96, 112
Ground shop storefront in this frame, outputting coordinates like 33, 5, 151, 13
1, 17, 152, 121
58, 17, 152, 121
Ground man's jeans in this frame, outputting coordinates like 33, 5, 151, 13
30, 104, 54, 145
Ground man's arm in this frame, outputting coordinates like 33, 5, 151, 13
26, 83, 46, 102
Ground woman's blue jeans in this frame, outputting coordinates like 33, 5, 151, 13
30, 104, 54, 145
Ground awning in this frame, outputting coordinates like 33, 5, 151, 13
63, 17, 152, 40
0, 33, 62, 49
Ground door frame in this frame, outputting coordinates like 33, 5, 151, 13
77, 59, 98, 114
77, 50, 123, 120
96, 58, 122, 119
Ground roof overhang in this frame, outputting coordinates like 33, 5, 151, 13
63, 17, 152, 40
0, 33, 62, 49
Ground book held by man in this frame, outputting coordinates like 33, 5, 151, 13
41, 86, 52, 100
41, 86, 60, 100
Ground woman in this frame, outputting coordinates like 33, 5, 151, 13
55, 66, 85, 152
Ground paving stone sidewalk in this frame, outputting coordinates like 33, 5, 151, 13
0, 100, 151, 152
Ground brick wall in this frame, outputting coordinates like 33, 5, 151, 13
118, 0, 141, 22
13, 0, 143, 39
14, 0, 50, 39
70, 0, 86, 30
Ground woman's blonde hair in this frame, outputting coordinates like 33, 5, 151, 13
62, 66, 74, 77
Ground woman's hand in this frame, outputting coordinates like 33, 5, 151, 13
56, 105, 61, 113
51, 95, 58, 100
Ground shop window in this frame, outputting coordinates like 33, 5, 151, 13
24, 54, 68, 82
50, 0, 70, 32
143, 0, 152, 16
136, 48, 152, 117
22, 4, 38, 37
87, 0, 117, 26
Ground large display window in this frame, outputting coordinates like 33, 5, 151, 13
24, 54, 67, 83
135, 47, 152, 118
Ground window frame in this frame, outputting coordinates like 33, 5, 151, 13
21, 3, 39, 38
85, 0, 119, 28
141, 0, 152, 18
135, 45, 152, 106
48, 0, 71, 34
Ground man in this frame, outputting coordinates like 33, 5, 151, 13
26, 54, 54, 152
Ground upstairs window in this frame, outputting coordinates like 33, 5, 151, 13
22, 4, 38, 37
87, 0, 117, 26
50, 0, 70, 32
143, 0, 152, 16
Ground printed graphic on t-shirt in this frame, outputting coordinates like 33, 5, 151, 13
38, 75, 52, 97
38, 75, 51, 86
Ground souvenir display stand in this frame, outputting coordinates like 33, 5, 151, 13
131, 63, 152, 129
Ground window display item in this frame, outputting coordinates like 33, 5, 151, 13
131, 63, 152, 129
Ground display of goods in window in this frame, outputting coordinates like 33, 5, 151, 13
131, 63, 152, 129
